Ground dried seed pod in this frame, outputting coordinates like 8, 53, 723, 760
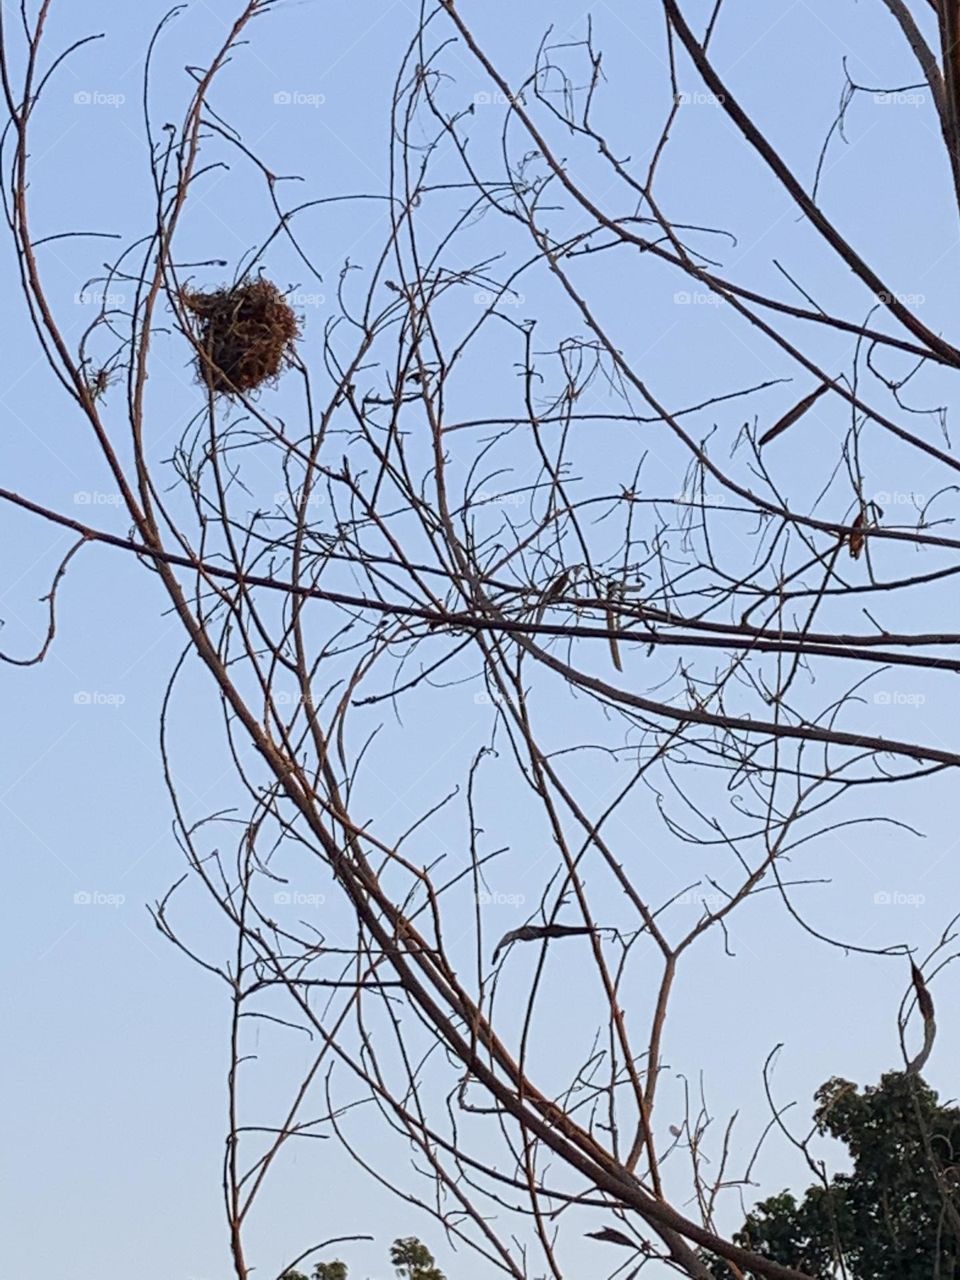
849, 509, 866, 559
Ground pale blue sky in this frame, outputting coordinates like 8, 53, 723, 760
2, 3, 959, 1278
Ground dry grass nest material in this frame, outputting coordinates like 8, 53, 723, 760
181, 278, 300, 396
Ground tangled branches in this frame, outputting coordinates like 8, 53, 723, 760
3, 1, 960, 1278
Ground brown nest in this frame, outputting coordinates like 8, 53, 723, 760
180, 278, 300, 396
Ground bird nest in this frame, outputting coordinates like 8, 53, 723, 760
180, 278, 300, 396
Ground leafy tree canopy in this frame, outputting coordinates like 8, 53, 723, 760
283, 1236, 444, 1280
709, 1072, 960, 1279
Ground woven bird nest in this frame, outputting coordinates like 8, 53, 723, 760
180, 278, 300, 396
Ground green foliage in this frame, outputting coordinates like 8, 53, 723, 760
281, 1258, 346, 1280
314, 1263, 349, 1280
708, 1072, 960, 1279
389, 1237, 445, 1280
283, 1237, 444, 1280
